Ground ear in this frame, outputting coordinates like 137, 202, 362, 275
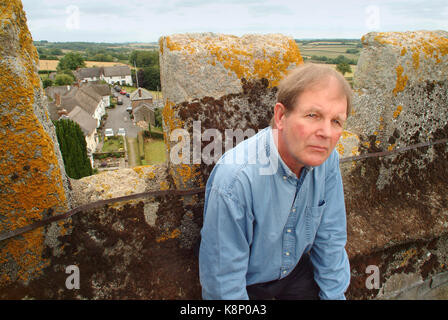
274, 102, 287, 130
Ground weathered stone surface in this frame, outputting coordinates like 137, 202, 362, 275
160, 33, 303, 189
343, 31, 448, 299
0, 0, 72, 287
159, 33, 303, 105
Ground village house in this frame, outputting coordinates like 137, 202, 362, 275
130, 87, 155, 127
46, 82, 112, 154
73, 67, 102, 82
74, 65, 133, 86
62, 106, 98, 166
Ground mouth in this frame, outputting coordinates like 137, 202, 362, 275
308, 145, 328, 152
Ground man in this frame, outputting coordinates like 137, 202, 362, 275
199, 63, 351, 300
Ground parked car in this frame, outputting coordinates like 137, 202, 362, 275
104, 128, 114, 137
117, 97, 123, 105
126, 106, 133, 114
117, 128, 126, 136
114, 85, 121, 92
120, 90, 126, 95
126, 93, 130, 98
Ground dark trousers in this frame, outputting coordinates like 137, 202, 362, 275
246, 253, 320, 300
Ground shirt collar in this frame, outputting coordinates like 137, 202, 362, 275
266, 126, 314, 180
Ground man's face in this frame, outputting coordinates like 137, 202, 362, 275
275, 76, 347, 174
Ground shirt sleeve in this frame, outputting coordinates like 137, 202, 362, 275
310, 152, 351, 300
199, 187, 253, 300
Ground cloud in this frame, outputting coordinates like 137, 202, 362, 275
21, 0, 448, 42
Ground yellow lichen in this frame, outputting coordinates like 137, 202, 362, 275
156, 228, 181, 243
392, 65, 408, 96
336, 143, 344, 156
0, 0, 68, 286
393, 105, 403, 119
163, 35, 303, 88
400, 248, 417, 267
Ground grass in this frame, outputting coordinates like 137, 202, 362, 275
102, 136, 125, 152
297, 41, 361, 61
143, 138, 167, 165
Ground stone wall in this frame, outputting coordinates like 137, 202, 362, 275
0, 0, 72, 288
0, 0, 447, 299
159, 33, 303, 190
343, 31, 448, 299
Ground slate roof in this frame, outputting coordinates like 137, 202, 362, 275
130, 87, 153, 101
45, 85, 70, 100
74, 67, 102, 81
60, 84, 103, 115
103, 65, 131, 77
67, 106, 97, 136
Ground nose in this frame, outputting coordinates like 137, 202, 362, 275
316, 120, 332, 139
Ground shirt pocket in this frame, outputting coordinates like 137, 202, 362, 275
305, 200, 326, 242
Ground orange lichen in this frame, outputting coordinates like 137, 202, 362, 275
159, 180, 170, 191
412, 51, 420, 70
336, 143, 344, 156
176, 164, 203, 187
163, 35, 303, 87
0, 0, 68, 286
374, 31, 448, 66
392, 65, 408, 96
393, 105, 403, 118
156, 228, 181, 243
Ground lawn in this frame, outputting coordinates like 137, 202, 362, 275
143, 138, 167, 165
102, 136, 125, 152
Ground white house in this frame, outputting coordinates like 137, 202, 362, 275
53, 83, 110, 128
101, 66, 133, 86
74, 65, 133, 86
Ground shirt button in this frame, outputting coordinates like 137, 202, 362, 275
291, 208, 296, 212
283, 175, 288, 180
287, 229, 292, 233
283, 270, 287, 274
285, 252, 290, 256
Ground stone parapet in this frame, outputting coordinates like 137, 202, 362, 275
159, 33, 303, 189
0, 0, 72, 287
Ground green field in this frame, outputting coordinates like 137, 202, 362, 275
296, 39, 361, 62
143, 138, 167, 165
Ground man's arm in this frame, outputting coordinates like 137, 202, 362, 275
199, 187, 253, 300
310, 152, 351, 300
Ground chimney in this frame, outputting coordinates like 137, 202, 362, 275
55, 93, 61, 107
57, 109, 68, 117
138, 88, 142, 97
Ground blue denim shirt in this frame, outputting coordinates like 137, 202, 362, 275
199, 126, 350, 300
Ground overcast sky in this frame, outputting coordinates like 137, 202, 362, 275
21, 0, 448, 43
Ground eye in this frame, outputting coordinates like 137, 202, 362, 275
307, 113, 317, 118
332, 119, 342, 126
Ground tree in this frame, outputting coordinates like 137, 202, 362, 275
137, 65, 160, 91
42, 79, 53, 88
336, 62, 352, 76
53, 119, 93, 179
129, 50, 158, 68
57, 52, 86, 71
54, 74, 74, 86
